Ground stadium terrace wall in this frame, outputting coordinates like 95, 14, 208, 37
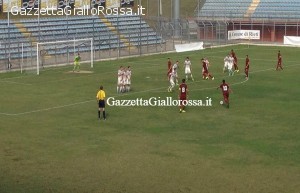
196, 19, 300, 44
0, 15, 195, 72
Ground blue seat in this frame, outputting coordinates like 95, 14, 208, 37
0, 14, 164, 59
252, 0, 300, 19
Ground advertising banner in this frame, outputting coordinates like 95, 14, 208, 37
22, 0, 40, 10
106, 0, 120, 8
0, 0, 3, 14
3, 0, 21, 12
75, 0, 90, 9
120, 0, 133, 7
91, 0, 105, 8
57, 0, 75, 9
41, 0, 58, 10
284, 36, 300, 46
228, 30, 260, 40
175, 42, 204, 53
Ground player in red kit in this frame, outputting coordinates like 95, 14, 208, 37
218, 79, 232, 108
276, 51, 283, 70
245, 55, 250, 80
202, 58, 214, 80
231, 49, 239, 72
167, 58, 172, 79
179, 79, 188, 113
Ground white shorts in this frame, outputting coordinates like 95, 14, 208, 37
228, 63, 233, 70
118, 77, 123, 85
185, 68, 191, 74
170, 78, 175, 87
224, 62, 229, 69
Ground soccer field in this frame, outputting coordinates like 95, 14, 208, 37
0, 44, 299, 193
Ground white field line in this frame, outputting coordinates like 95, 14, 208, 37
0, 87, 169, 116
1, 63, 299, 116
0, 80, 33, 85
0, 59, 164, 85
0, 100, 94, 116
0, 46, 251, 83
0, 57, 165, 82
188, 79, 248, 92
152, 63, 299, 93
0, 45, 297, 85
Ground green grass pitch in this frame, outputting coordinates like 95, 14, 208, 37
0, 45, 299, 193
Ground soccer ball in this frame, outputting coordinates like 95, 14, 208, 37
220, 100, 224, 105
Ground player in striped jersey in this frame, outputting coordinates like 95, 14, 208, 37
117, 66, 124, 93
184, 57, 194, 81
125, 66, 132, 92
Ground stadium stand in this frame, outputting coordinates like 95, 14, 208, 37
104, 15, 164, 46
195, 0, 300, 43
252, 0, 300, 19
197, 0, 300, 20
0, 21, 32, 59
0, 15, 164, 60
197, 0, 253, 19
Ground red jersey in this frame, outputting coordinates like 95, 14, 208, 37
245, 58, 250, 69
231, 51, 236, 58
179, 83, 188, 98
278, 52, 281, 59
202, 61, 208, 72
231, 51, 237, 64
167, 67, 172, 75
168, 61, 172, 70
220, 83, 229, 94
278, 56, 282, 63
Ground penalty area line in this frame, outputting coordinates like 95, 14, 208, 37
0, 86, 169, 117
192, 79, 248, 92
0, 63, 299, 116
0, 100, 94, 116
0, 80, 33, 86
0, 79, 248, 116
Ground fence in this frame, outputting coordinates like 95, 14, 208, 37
0, 16, 196, 73
196, 19, 300, 46
1, 15, 300, 73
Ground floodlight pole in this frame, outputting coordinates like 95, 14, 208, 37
91, 39, 93, 68
21, 43, 24, 73
146, 0, 149, 16
173, 0, 180, 37
171, 0, 173, 19
7, 1, 11, 70
38, 0, 40, 42
37, 43, 39, 75
197, 0, 200, 18
66, 4, 69, 64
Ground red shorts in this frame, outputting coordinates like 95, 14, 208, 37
223, 93, 229, 101
180, 96, 187, 106
234, 57, 237, 63
167, 69, 172, 76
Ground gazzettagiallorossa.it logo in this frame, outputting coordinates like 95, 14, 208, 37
10, 5, 146, 16
106, 97, 213, 107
